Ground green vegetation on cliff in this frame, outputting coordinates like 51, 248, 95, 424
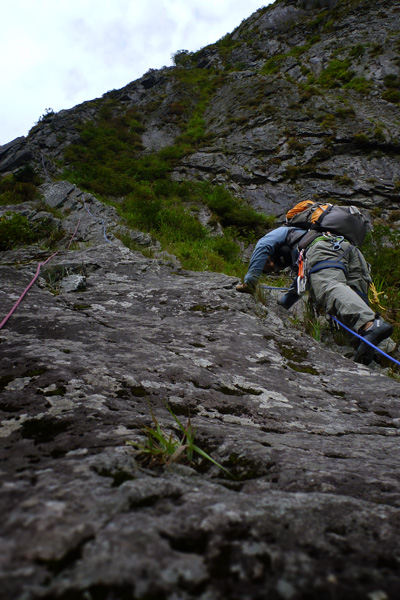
60, 99, 273, 275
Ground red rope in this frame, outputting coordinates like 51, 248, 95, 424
0, 218, 81, 330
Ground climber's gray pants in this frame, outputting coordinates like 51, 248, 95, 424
307, 239, 375, 332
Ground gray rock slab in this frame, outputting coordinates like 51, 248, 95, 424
2, 0, 400, 595
40, 180, 78, 209
1, 201, 400, 598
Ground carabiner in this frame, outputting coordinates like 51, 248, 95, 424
296, 250, 307, 295
332, 236, 344, 251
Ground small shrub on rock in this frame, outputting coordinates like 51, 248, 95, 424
382, 89, 400, 104
0, 213, 35, 250
0, 171, 39, 206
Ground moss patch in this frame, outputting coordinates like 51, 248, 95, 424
287, 362, 319, 375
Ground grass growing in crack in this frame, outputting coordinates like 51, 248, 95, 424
126, 403, 233, 478
303, 300, 324, 342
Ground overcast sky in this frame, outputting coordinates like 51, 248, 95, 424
0, 0, 275, 146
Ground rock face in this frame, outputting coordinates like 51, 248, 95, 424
2, 0, 400, 220
1, 182, 400, 599
2, 1, 400, 598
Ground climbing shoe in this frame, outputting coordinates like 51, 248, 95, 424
354, 317, 393, 365
236, 283, 254, 294
278, 291, 301, 310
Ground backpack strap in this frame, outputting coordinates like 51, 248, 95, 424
298, 231, 324, 251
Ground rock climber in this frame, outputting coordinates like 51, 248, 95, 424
236, 225, 393, 365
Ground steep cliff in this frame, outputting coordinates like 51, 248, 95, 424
1, 1, 400, 599
2, 0, 400, 219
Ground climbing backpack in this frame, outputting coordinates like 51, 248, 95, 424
286, 200, 371, 247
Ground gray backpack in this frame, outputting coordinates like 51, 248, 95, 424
286, 201, 371, 246
316, 204, 371, 246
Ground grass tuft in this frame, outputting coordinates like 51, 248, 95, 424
126, 402, 234, 478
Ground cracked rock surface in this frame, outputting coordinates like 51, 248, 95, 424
1, 184, 400, 599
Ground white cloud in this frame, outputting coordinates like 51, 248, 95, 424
0, 0, 273, 145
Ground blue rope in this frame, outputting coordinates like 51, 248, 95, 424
329, 314, 400, 367
258, 284, 399, 367
102, 220, 112, 244
83, 195, 112, 244
260, 285, 290, 291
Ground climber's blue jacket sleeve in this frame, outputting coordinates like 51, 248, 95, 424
244, 226, 291, 288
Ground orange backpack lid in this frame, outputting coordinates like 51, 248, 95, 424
286, 201, 331, 223
286, 200, 315, 220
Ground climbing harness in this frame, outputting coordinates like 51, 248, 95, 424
307, 235, 354, 278
308, 260, 348, 276
294, 234, 350, 294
